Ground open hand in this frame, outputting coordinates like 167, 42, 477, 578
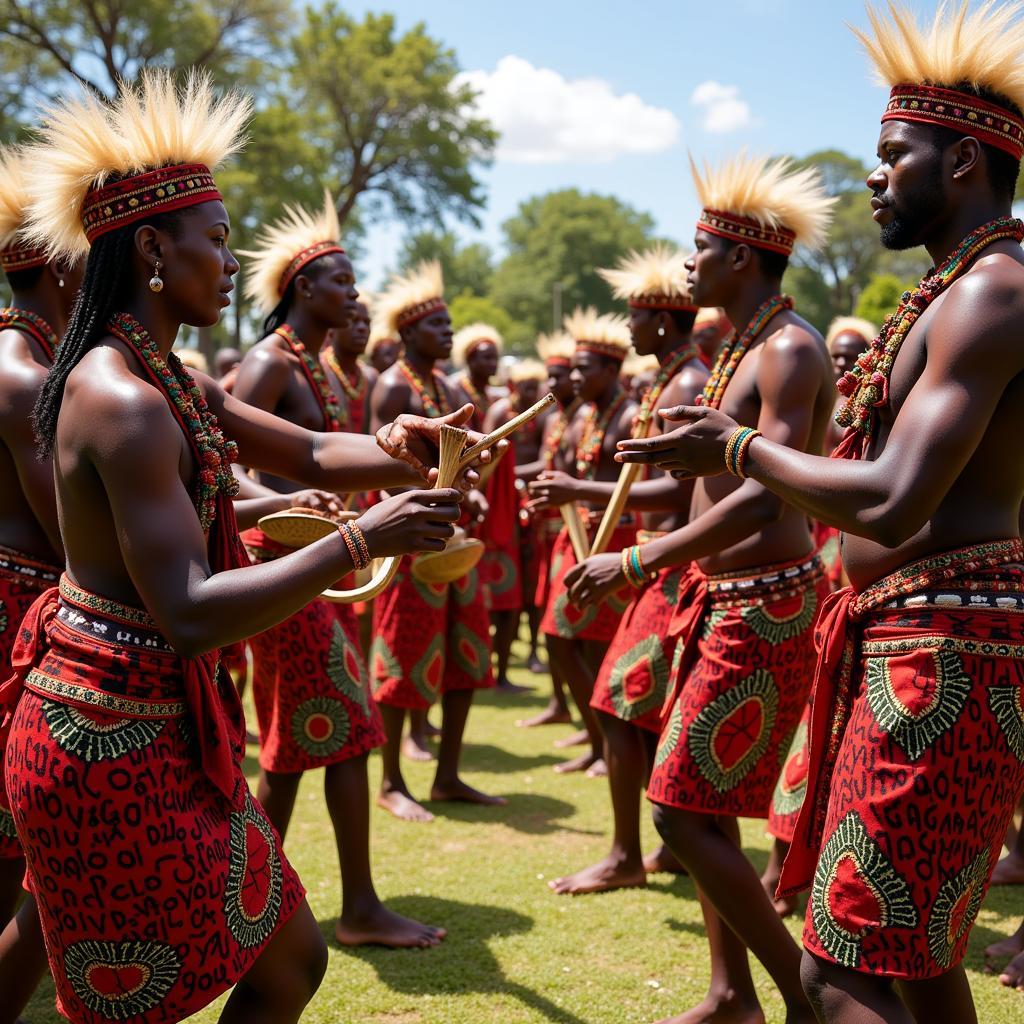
527, 470, 580, 512
616, 405, 739, 478
464, 489, 489, 524
286, 489, 345, 516
355, 488, 462, 559
565, 552, 626, 608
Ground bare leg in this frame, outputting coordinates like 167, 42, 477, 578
990, 815, 1024, 884
896, 966, 977, 1024
653, 804, 814, 1022
547, 635, 603, 773
801, 952, 913, 1024
325, 755, 445, 948
493, 609, 531, 692
516, 656, 572, 727
761, 838, 798, 918
403, 708, 435, 763
376, 704, 433, 822
550, 711, 647, 895
219, 899, 327, 1024
431, 688, 507, 805
527, 606, 544, 672
0, 894, 47, 1024
0, 858, 24, 927
256, 769, 301, 841
986, 918, 1024, 973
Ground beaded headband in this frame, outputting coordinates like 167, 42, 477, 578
395, 297, 447, 330
0, 242, 47, 273
697, 208, 797, 257
81, 163, 222, 244
628, 294, 698, 313
545, 356, 572, 367
278, 240, 346, 297
882, 84, 1024, 161
576, 339, 629, 362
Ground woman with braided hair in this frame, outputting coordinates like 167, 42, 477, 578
2, 71, 490, 1024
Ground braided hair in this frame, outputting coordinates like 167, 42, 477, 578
32, 210, 184, 455
261, 279, 296, 337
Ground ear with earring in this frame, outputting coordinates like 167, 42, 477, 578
149, 259, 164, 293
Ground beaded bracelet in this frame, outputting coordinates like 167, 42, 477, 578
724, 426, 762, 478
734, 428, 761, 479
339, 521, 372, 571
621, 545, 653, 589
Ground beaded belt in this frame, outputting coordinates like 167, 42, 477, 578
707, 553, 824, 610
0, 543, 60, 590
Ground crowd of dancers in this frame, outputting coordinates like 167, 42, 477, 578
2, 3, 1024, 1023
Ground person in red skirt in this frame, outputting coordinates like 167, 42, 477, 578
621, 8, 1024, 1017
231, 195, 445, 948
322, 298, 376, 435
608, 151, 838, 1022
2, 71, 484, 1024
527, 308, 637, 775
546, 244, 708, 894
0, 144, 83, 1021
370, 261, 504, 822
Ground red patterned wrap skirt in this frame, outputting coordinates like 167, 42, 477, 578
371, 557, 494, 711
768, 701, 811, 843
590, 531, 686, 734
479, 450, 524, 613
778, 540, 1024, 980
241, 528, 384, 773
540, 517, 636, 643
1, 578, 304, 1024
0, 545, 60, 858
648, 553, 827, 818
531, 510, 563, 613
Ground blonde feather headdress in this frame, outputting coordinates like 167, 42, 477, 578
536, 331, 574, 367
0, 147, 47, 273
239, 191, 344, 313
598, 244, 695, 311
853, 2, 1024, 159
377, 259, 446, 336
452, 322, 503, 367
563, 306, 632, 363
508, 358, 546, 385
691, 152, 836, 255
23, 68, 250, 261
826, 315, 878, 350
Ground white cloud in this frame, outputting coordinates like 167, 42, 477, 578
456, 56, 680, 164
690, 81, 752, 134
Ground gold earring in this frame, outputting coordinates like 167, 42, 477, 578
149, 260, 164, 293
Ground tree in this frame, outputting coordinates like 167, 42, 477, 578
448, 294, 513, 342
854, 273, 915, 327
292, 6, 497, 228
397, 230, 493, 300
489, 189, 656, 350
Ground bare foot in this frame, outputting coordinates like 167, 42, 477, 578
527, 651, 546, 673
430, 779, 507, 805
376, 787, 434, 823
554, 728, 590, 749
991, 852, 1024, 885
553, 750, 601, 774
548, 855, 646, 895
497, 677, 535, 694
999, 949, 1024, 990
985, 924, 1024, 972
516, 706, 572, 728
335, 905, 447, 949
424, 717, 442, 739
402, 734, 435, 763
585, 758, 608, 778
656, 992, 765, 1024
644, 845, 688, 876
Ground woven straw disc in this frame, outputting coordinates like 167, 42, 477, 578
257, 509, 358, 549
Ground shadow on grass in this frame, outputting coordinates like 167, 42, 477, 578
320, 895, 586, 1024
459, 740, 564, 772
426, 792, 600, 837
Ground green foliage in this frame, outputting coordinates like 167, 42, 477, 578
398, 230, 494, 299
489, 189, 656, 347
448, 294, 513, 341
855, 273, 915, 326
292, 5, 497, 228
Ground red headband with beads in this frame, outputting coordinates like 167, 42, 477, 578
697, 209, 796, 256
628, 295, 698, 313
396, 297, 447, 330
0, 242, 47, 273
278, 241, 345, 296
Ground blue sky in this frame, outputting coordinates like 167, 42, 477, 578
345, 0, 894, 287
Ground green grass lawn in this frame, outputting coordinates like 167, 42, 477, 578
25, 635, 1024, 1023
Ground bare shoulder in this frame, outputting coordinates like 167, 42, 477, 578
362, 364, 379, 392
667, 362, 709, 405
937, 252, 1024, 341
239, 335, 292, 374
0, 328, 48, 418
764, 311, 825, 355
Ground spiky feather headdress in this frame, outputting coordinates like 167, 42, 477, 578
377, 260, 447, 336
598, 244, 695, 311
0, 147, 47, 273
239, 191, 344, 313
23, 68, 250, 261
452, 322, 503, 367
691, 152, 835, 255
826, 316, 878, 350
563, 307, 632, 363
508, 358, 546, 385
536, 331, 574, 367
853, 2, 1024, 160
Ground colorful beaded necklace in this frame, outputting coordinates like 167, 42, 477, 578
274, 324, 343, 432
0, 307, 59, 362
107, 312, 239, 532
543, 397, 581, 470
459, 372, 491, 414
323, 345, 367, 404
398, 357, 451, 419
836, 216, 1024, 438
698, 294, 792, 410
576, 389, 628, 479
633, 342, 699, 438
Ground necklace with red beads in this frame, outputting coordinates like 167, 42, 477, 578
274, 324, 343, 432
398, 357, 451, 418
698, 294, 792, 410
107, 312, 239, 532
0, 307, 59, 362
543, 397, 580, 470
323, 345, 367, 404
576, 389, 628, 479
